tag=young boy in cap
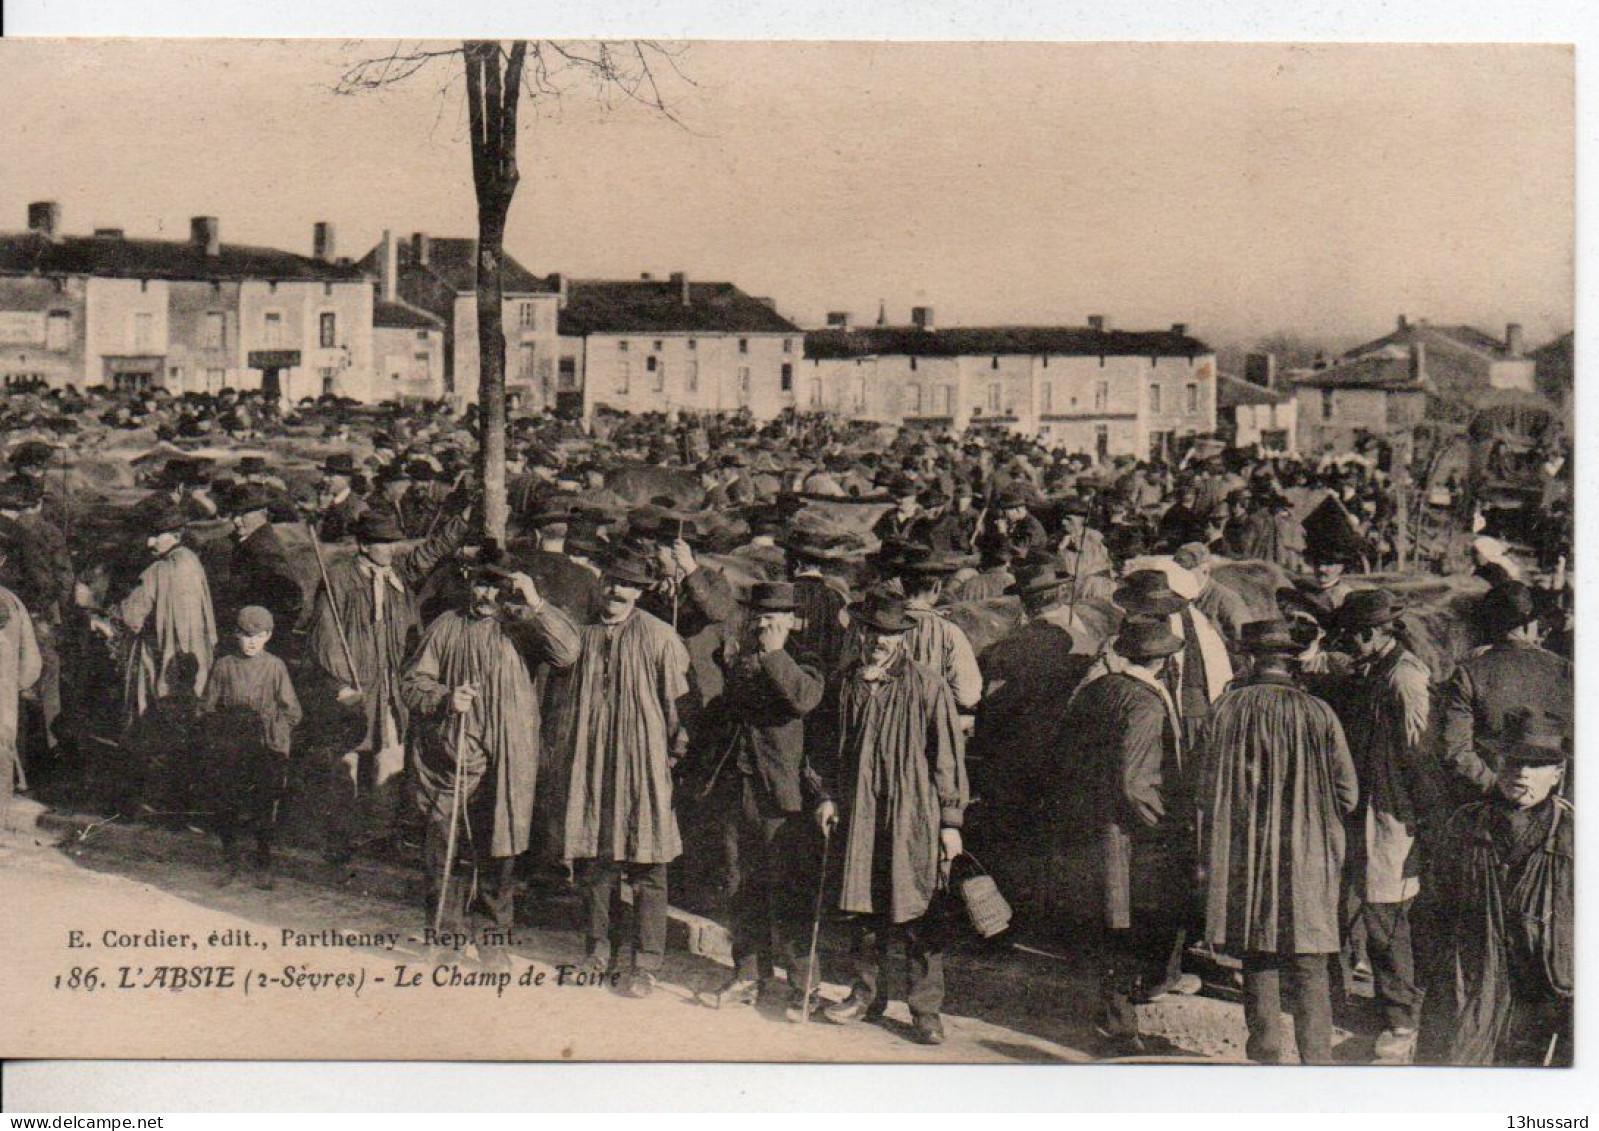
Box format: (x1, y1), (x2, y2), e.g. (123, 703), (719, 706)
(201, 605), (302, 889)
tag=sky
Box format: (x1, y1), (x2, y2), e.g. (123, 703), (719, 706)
(0, 38), (1574, 350)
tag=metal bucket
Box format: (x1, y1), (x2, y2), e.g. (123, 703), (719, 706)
(956, 854), (1012, 938)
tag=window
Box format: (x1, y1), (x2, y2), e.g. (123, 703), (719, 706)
(618, 340), (630, 353)
(810, 378), (823, 407)
(783, 338), (793, 354)
(263, 312), (282, 348)
(519, 344), (536, 380)
(413, 353), (430, 380)
(320, 312), (337, 349)
(1040, 382), (1053, 414)
(646, 356), (658, 373)
(687, 338), (697, 351)
(652, 340), (663, 352)
(1185, 382), (1199, 415)
(46, 311), (70, 351)
(617, 360), (630, 395)
(538, 357), (555, 386)
(781, 362), (793, 392)
(1094, 381), (1109, 411)
(416, 330), (429, 342)
(1149, 384), (1162, 413)
(558, 357), (577, 390)
(206, 368), (226, 391)
(738, 366), (751, 393)
(1322, 389), (1335, 420)
(738, 338), (749, 354)
(132, 312), (154, 352)
(991, 356), (999, 370)
(686, 360), (699, 392)
(204, 312), (226, 350)
(320, 368), (337, 396)
(940, 385), (955, 415)
(652, 359), (665, 393)
(518, 302), (536, 329)
(908, 384), (923, 413)
(855, 379), (867, 411)
(988, 383), (1001, 412)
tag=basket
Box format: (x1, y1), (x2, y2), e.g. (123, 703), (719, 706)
(954, 852), (1012, 938)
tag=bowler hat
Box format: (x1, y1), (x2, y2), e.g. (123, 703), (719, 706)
(602, 548), (656, 588)
(150, 506), (191, 535)
(323, 452), (357, 476)
(995, 487), (1030, 510)
(887, 474), (919, 500)
(1493, 707), (1570, 766)
(1239, 618), (1300, 655)
(223, 484), (277, 516)
(850, 588), (916, 634)
(1005, 562), (1069, 597)
(8, 440), (55, 469)
(743, 581), (798, 612)
(1337, 588), (1402, 631)
(1112, 620), (1184, 663)
(353, 510), (407, 544)
(1114, 569), (1188, 617)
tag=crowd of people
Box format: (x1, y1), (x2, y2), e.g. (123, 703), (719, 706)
(0, 383), (1576, 1066)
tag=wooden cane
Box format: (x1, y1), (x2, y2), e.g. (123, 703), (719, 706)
(432, 713), (470, 935)
(800, 824), (833, 1024)
(300, 509), (363, 698)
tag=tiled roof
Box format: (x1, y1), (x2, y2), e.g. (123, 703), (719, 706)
(1341, 322), (1516, 362)
(1290, 352), (1427, 391)
(558, 279), (800, 336)
(803, 325), (1210, 360)
(0, 231), (362, 282)
(374, 299), (444, 330)
(1217, 373), (1290, 407)
(355, 238), (556, 324)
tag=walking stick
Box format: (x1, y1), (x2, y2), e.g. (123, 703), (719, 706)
(800, 824), (833, 1024)
(432, 714), (470, 935)
(300, 508), (362, 698)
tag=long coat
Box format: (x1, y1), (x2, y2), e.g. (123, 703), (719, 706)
(401, 602), (580, 858)
(822, 654), (967, 924)
(1439, 640), (1572, 796)
(708, 646), (825, 812)
(115, 545), (217, 729)
(0, 586), (40, 800)
(307, 513), (468, 751)
(1062, 669), (1186, 929)
(1199, 672), (1359, 955)
(564, 608), (693, 864)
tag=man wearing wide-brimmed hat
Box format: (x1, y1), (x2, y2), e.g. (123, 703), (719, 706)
(815, 587), (967, 1045)
(871, 474), (922, 545)
(698, 581), (826, 1015)
(219, 483), (305, 643)
(565, 547), (694, 999)
(893, 545), (983, 713)
(1059, 619), (1195, 1054)
(1336, 587), (1442, 1064)
(1438, 580), (1572, 799)
(401, 552), (579, 955)
(308, 498), (475, 864)
(99, 504), (217, 733)
(988, 485), (1049, 560)
(781, 531), (857, 681)
(1429, 706), (1571, 1066)
(1198, 619), (1358, 1064)
(315, 452), (368, 544)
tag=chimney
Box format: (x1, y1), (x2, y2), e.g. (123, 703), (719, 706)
(1244, 352), (1277, 389)
(1170, 322), (1188, 336)
(378, 229), (398, 303)
(92, 227), (124, 240)
(669, 271), (690, 306)
(911, 306), (935, 330)
(1397, 314), (1409, 331)
(410, 232), (430, 267)
(550, 272), (570, 307)
(1409, 340), (1427, 383)
(1087, 314), (1105, 332)
(27, 201), (61, 242)
(876, 300), (887, 327)
(826, 311), (852, 329)
(191, 216), (220, 257)
(313, 221), (336, 263)
(1506, 322), (1524, 356)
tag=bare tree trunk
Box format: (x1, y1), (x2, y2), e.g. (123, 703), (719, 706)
(464, 40), (526, 544)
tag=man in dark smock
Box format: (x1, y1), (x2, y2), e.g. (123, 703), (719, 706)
(1198, 619), (1359, 1064)
(816, 589), (967, 1046)
(1429, 708), (1572, 1066)
(564, 549), (693, 998)
(401, 564), (578, 947)
(1062, 619), (1191, 1055)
